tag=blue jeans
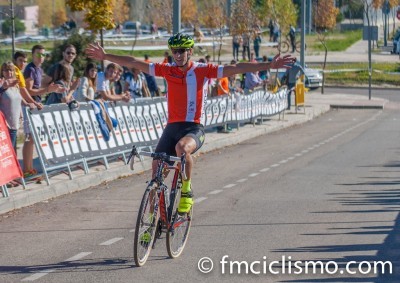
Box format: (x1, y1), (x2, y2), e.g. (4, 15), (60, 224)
(8, 128), (17, 153)
(287, 83), (295, 109)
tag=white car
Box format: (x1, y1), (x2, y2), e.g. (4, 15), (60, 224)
(304, 67), (323, 89)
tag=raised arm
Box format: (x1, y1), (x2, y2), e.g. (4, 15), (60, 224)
(86, 42), (150, 74)
(223, 54), (295, 78)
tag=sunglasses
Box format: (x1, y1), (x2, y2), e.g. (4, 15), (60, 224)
(66, 52), (76, 56)
(171, 48), (188, 55)
(36, 53), (46, 58)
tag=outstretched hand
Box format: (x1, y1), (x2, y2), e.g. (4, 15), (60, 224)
(86, 42), (106, 61)
(270, 54), (296, 69)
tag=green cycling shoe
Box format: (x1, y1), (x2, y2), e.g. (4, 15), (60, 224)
(178, 190), (194, 214)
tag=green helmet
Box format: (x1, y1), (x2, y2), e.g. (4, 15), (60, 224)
(168, 33), (195, 49)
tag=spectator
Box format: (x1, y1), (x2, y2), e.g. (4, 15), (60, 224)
(283, 58), (305, 110)
(43, 44), (77, 88)
(268, 19), (274, 42)
(96, 63), (130, 102)
(289, 25), (296, 53)
(273, 21), (280, 42)
(13, 51), (42, 110)
(143, 55), (160, 97)
(205, 55), (211, 63)
(162, 51), (170, 64)
(242, 33), (250, 61)
(253, 32), (262, 58)
(110, 64), (125, 95)
(232, 34), (242, 61)
(125, 68), (150, 100)
(23, 45), (64, 178)
(0, 62), (21, 152)
(258, 55), (270, 91)
(75, 62), (98, 102)
(244, 71), (264, 93)
(45, 62), (79, 105)
(250, 52), (257, 63)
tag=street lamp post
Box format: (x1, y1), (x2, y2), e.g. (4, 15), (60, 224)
(9, 0), (15, 55)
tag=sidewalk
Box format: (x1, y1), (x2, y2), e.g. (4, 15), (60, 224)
(0, 92), (388, 215)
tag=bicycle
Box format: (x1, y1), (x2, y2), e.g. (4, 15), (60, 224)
(127, 145), (193, 267)
(277, 35), (302, 53)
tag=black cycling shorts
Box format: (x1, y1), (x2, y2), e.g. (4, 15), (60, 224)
(155, 122), (205, 157)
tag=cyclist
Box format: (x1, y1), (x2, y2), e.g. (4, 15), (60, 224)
(86, 33), (295, 214)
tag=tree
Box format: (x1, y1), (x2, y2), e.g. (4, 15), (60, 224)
(42, 32), (96, 78)
(36, 0), (65, 28)
(1, 17), (25, 36)
(148, 0), (173, 32)
(113, 0), (130, 25)
(313, 0), (340, 31)
(199, 0), (227, 63)
(262, 0), (297, 33)
(52, 9), (68, 28)
(148, 0), (197, 32)
(229, 0), (256, 37)
(66, 0), (116, 32)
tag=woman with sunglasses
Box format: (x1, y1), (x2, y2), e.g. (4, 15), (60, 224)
(86, 33), (295, 215)
(0, 62), (22, 152)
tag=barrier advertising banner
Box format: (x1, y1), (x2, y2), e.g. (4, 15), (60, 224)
(26, 88), (287, 186)
(0, 112), (23, 186)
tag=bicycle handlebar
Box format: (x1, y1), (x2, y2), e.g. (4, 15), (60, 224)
(127, 146), (187, 179)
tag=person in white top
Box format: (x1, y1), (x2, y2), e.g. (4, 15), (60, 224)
(125, 68), (150, 100)
(75, 62), (98, 102)
(96, 63), (130, 102)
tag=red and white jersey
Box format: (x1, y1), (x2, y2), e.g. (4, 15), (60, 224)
(149, 61), (224, 125)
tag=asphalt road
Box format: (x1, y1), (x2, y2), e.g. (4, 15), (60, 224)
(0, 104), (399, 282)
(319, 87), (400, 103)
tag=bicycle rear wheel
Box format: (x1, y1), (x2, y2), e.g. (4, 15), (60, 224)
(166, 186), (193, 258)
(134, 184), (159, 267)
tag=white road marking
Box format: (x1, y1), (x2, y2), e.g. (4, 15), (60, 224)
(249, 173), (259, 177)
(209, 190), (223, 195)
(21, 270), (55, 281)
(223, 184), (236, 188)
(64, 252), (92, 262)
(271, 164), (280, 167)
(279, 160), (288, 164)
(259, 168), (270, 172)
(237, 179), (247, 183)
(295, 153), (302, 157)
(99, 237), (124, 246)
(195, 197), (207, 203)
(287, 156), (295, 160)
(129, 229), (135, 233)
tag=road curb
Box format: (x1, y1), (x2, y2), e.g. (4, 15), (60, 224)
(330, 104), (384, 110)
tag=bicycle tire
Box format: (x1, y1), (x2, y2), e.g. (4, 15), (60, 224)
(278, 41), (290, 53)
(295, 41), (301, 53)
(166, 184), (193, 259)
(134, 184), (160, 267)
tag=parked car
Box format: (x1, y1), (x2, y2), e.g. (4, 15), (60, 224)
(259, 57), (323, 89)
(122, 21), (142, 35)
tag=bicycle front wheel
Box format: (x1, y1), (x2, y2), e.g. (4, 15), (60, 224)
(278, 42), (290, 53)
(134, 184), (160, 267)
(166, 187), (193, 259)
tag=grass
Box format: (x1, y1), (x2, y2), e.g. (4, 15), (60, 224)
(309, 30), (362, 52)
(310, 62), (400, 86)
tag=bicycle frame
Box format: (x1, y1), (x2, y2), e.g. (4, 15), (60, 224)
(151, 160), (182, 229)
(128, 146), (187, 231)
